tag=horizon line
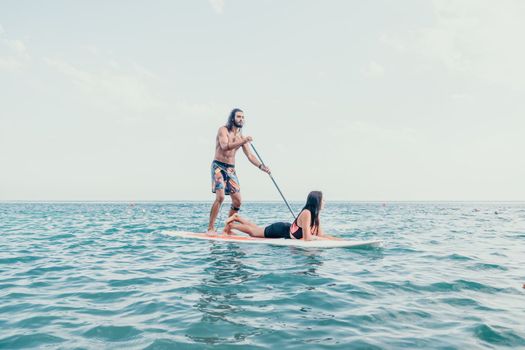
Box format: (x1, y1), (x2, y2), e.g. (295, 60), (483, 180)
(1, 200), (524, 204)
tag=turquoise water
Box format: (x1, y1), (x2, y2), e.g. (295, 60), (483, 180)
(1, 202), (524, 349)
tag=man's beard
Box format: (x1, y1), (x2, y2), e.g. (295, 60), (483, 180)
(234, 121), (243, 128)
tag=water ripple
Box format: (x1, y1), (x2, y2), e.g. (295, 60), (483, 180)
(0, 201), (524, 349)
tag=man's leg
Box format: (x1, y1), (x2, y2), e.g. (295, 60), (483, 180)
(208, 189), (225, 232)
(222, 192), (241, 234)
(229, 191), (242, 218)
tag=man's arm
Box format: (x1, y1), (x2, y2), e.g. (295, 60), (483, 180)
(242, 143), (270, 173)
(217, 127), (249, 151)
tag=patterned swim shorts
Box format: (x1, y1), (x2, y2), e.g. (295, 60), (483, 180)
(211, 160), (240, 195)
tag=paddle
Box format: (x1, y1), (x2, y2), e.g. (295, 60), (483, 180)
(250, 143), (297, 220)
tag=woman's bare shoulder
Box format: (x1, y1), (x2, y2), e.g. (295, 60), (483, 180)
(298, 209), (311, 222)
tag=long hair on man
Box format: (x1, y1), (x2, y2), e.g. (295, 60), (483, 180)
(226, 108), (243, 132)
(301, 191), (323, 232)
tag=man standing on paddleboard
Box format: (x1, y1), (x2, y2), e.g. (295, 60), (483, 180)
(208, 108), (270, 233)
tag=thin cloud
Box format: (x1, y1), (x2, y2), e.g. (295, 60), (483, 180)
(0, 28), (30, 71)
(80, 44), (100, 56)
(44, 57), (163, 112)
(343, 121), (418, 144)
(209, 0), (225, 14)
(0, 55), (26, 71)
(382, 0), (525, 89)
(362, 61), (385, 78)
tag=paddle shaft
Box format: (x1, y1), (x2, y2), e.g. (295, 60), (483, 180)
(250, 143), (296, 220)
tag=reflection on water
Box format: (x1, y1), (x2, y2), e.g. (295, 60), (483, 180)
(289, 248), (323, 278)
(189, 242), (256, 345)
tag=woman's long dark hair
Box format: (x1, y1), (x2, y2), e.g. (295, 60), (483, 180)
(226, 108), (243, 131)
(299, 191), (323, 232)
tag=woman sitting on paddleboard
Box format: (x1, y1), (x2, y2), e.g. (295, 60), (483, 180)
(224, 191), (326, 241)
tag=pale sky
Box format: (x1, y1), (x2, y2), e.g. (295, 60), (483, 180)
(1, 0), (524, 201)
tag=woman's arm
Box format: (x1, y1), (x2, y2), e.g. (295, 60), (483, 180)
(317, 224), (324, 237)
(315, 223), (343, 240)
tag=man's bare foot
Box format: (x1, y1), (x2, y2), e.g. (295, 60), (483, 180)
(207, 228), (218, 235)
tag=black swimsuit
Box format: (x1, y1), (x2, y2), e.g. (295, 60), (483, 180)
(263, 209), (309, 239)
(289, 211), (305, 239)
(263, 222), (291, 239)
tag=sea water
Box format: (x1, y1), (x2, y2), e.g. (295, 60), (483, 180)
(0, 202), (524, 349)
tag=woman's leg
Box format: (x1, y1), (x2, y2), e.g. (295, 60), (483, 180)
(226, 213), (254, 225)
(223, 213), (237, 234)
(225, 213), (239, 225)
(229, 222), (265, 237)
(224, 214), (265, 237)
(224, 213), (244, 234)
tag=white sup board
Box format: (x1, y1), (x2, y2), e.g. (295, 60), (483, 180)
(164, 231), (382, 249)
